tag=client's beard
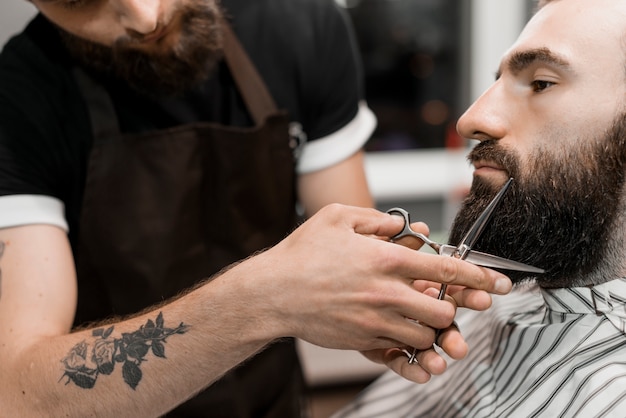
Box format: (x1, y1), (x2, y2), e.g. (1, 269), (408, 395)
(449, 115), (626, 288)
(57, 0), (224, 96)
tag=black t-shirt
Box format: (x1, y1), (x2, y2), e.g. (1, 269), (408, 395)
(0, 0), (373, 245)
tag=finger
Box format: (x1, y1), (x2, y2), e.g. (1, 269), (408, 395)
(411, 346), (448, 375)
(412, 282), (468, 296)
(396, 250), (512, 295)
(422, 285), (449, 300)
(347, 304), (440, 352)
(401, 325), (466, 373)
(436, 323), (468, 360)
(344, 206), (408, 237)
(393, 235), (425, 250)
(410, 221), (429, 237)
(379, 348), (434, 384)
(380, 316), (438, 351)
(391, 221), (430, 250)
(412, 280), (451, 293)
(449, 288), (493, 310)
(398, 293), (457, 331)
(308, 204), (406, 240)
(419, 283), (493, 311)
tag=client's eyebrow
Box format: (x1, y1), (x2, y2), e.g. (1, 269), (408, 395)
(496, 47), (571, 79)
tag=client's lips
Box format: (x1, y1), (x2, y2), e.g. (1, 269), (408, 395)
(473, 160), (508, 176)
(473, 160), (504, 170)
(141, 25), (169, 43)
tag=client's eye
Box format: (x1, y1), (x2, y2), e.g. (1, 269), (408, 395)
(531, 80), (555, 93)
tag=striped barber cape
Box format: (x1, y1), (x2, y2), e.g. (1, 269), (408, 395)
(334, 279), (626, 418)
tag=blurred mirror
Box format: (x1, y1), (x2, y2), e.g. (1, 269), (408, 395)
(341, 0), (469, 151)
(340, 0), (535, 152)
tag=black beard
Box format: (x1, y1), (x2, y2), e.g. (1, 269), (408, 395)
(57, 0), (224, 97)
(449, 115), (626, 288)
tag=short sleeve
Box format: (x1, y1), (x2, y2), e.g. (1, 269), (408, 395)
(229, 0), (377, 172)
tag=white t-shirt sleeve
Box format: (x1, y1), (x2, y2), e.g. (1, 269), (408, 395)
(296, 101), (376, 174)
(0, 194), (68, 231)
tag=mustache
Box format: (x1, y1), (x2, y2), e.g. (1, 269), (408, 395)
(468, 140), (520, 179)
(57, 0), (224, 97)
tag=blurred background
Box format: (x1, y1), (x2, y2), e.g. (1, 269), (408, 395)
(0, 0), (534, 416)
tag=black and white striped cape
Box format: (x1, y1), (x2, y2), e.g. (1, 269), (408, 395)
(334, 279), (626, 418)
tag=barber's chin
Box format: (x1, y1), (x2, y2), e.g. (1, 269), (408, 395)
(473, 167), (510, 185)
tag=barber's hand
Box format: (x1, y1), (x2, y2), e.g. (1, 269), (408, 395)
(360, 321), (465, 384)
(358, 220), (500, 383)
(252, 204), (511, 373)
(394, 221), (497, 313)
(361, 282), (494, 383)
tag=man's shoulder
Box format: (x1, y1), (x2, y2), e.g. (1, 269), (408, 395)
(221, 0), (364, 144)
(0, 15), (82, 133)
(224, 0), (345, 38)
(225, 0), (352, 71)
(0, 14), (88, 199)
(223, 0), (339, 17)
(0, 14), (74, 97)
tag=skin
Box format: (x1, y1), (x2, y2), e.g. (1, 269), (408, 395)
(0, 0), (513, 416)
(0, 207), (510, 417)
(343, 3), (626, 413)
(30, 0), (375, 218)
(31, 0), (182, 47)
(450, 0), (626, 287)
(458, 0), (626, 190)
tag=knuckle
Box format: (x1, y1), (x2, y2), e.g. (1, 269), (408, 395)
(321, 202), (344, 218)
(354, 307), (386, 334)
(438, 257), (460, 284)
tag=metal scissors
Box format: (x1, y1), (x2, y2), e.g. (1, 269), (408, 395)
(387, 178), (544, 363)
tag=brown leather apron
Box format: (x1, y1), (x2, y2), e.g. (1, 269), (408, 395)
(73, 23), (305, 417)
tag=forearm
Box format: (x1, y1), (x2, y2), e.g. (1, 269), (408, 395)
(1, 205), (514, 414)
(3, 263), (276, 417)
(298, 150), (374, 216)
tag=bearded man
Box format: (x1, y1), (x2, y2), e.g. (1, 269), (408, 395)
(335, 0), (626, 416)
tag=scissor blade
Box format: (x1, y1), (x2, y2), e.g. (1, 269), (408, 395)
(457, 178), (513, 250)
(439, 245), (544, 273)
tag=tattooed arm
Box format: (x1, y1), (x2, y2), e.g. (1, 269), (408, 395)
(0, 206), (511, 417)
(0, 224), (279, 417)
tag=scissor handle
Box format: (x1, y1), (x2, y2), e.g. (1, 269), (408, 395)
(387, 207), (441, 253)
(386, 207), (414, 241)
(387, 206), (447, 365)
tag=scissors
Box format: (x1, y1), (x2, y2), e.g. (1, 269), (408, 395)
(387, 178), (544, 363)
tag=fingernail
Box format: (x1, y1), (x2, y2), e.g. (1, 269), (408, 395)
(495, 277), (512, 294)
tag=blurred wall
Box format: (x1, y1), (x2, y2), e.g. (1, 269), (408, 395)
(470, 0), (528, 102)
(0, 2), (37, 49)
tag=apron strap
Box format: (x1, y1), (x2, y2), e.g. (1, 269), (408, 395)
(72, 68), (120, 144)
(221, 20), (279, 126)
(73, 21), (280, 143)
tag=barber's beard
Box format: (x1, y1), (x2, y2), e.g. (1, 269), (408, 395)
(449, 115), (626, 288)
(57, 0), (224, 96)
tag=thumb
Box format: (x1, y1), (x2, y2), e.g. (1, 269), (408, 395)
(350, 208), (407, 238)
